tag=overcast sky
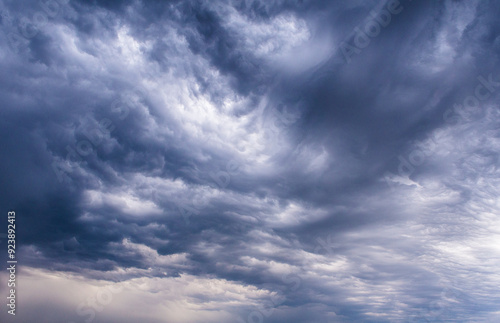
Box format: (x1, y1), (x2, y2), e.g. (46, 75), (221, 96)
(1, 0), (500, 322)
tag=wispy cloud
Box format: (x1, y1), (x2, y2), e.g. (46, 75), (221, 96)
(1, 0), (500, 322)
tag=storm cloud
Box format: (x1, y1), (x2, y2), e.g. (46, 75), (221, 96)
(1, 0), (500, 322)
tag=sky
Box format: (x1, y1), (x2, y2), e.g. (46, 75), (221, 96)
(1, 0), (500, 322)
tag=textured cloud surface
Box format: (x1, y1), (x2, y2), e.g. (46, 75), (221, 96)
(1, 0), (500, 322)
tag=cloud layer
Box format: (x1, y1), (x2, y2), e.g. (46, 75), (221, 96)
(1, 0), (500, 322)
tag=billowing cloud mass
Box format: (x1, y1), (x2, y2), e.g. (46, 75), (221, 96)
(1, 0), (500, 322)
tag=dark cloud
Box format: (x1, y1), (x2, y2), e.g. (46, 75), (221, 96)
(1, 0), (500, 322)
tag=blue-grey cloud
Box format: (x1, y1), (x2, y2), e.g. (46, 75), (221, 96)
(1, 0), (500, 322)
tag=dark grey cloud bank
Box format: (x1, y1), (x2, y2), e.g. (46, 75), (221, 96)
(1, 0), (500, 322)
